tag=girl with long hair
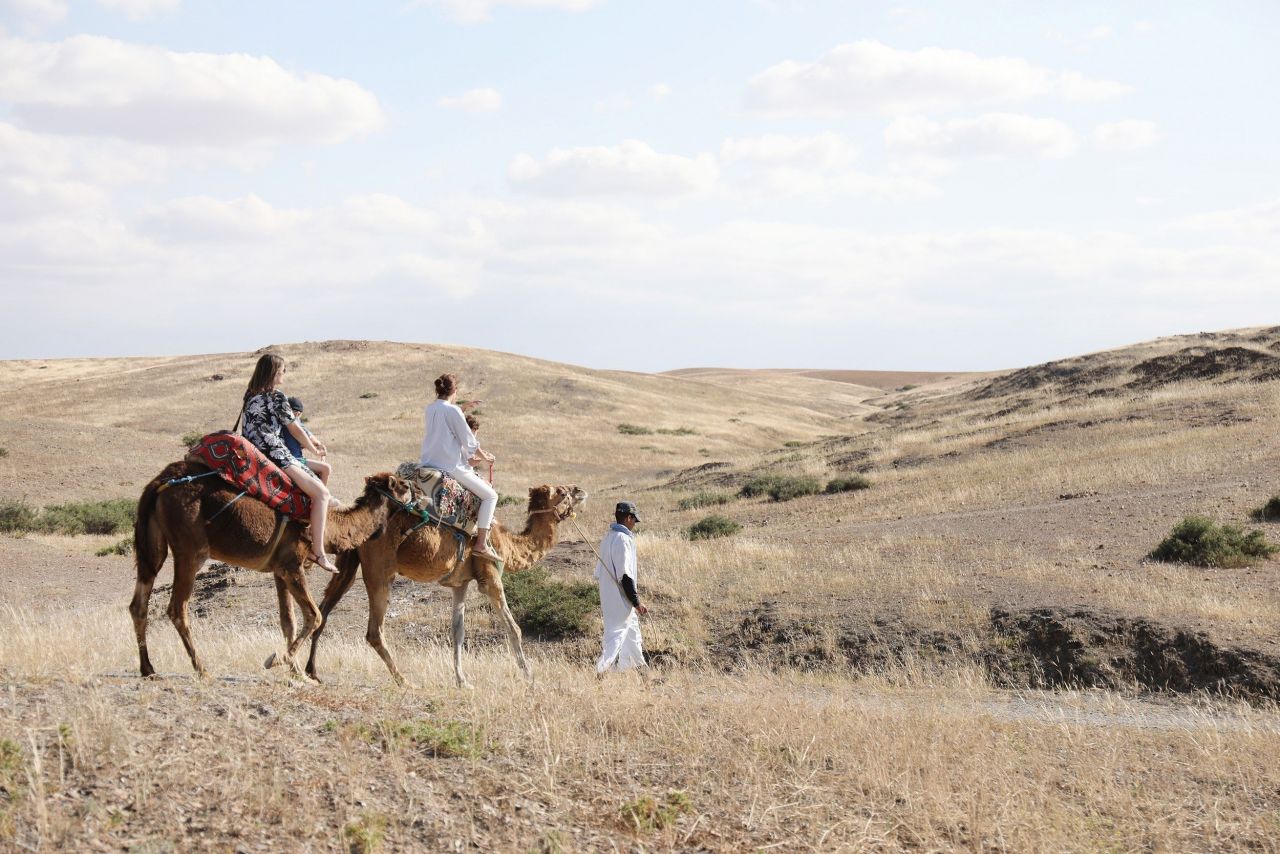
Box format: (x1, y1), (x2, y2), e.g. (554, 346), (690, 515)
(237, 353), (338, 573)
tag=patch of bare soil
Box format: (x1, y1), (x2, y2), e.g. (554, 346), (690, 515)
(1126, 346), (1280, 390)
(709, 602), (1280, 701)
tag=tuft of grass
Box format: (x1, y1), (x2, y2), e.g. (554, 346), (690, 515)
(739, 474), (822, 502)
(359, 719), (487, 759)
(2, 498), (136, 536)
(687, 514), (742, 540)
(342, 811), (387, 854)
(617, 423), (653, 435)
(783, 440), (806, 448)
(496, 494), (523, 508)
(359, 391), (378, 399)
(0, 447), (7, 458)
(825, 475), (871, 494)
(656, 427), (697, 436)
(676, 491), (731, 511)
(620, 791), (692, 833)
(95, 538), (133, 557)
(1148, 515), (1279, 568)
(0, 737), (25, 838)
(0, 500), (39, 534)
(182, 431), (205, 446)
(1250, 496), (1280, 522)
(503, 566), (599, 639)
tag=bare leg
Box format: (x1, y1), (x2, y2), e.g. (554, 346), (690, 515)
(167, 552), (206, 677)
(450, 582), (473, 689)
(364, 572), (406, 686)
(305, 550), (361, 681)
(287, 463), (334, 571)
(477, 564), (532, 682)
(305, 458), (331, 485)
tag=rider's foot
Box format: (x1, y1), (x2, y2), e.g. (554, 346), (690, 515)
(310, 551), (339, 574)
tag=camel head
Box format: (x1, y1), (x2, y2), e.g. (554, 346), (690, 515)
(528, 484), (588, 521)
(362, 472), (412, 504)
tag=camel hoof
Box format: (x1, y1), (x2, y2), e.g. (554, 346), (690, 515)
(457, 680), (475, 691)
(263, 652), (280, 669)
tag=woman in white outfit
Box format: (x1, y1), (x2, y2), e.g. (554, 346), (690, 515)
(420, 373), (500, 561)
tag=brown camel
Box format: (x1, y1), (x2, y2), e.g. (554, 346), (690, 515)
(129, 460), (410, 679)
(305, 484), (588, 688)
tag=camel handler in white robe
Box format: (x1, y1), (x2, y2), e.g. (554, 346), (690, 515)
(594, 500), (650, 674)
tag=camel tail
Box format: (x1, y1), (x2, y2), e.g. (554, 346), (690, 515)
(134, 476), (167, 583)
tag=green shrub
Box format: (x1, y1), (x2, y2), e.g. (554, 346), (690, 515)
(1149, 515), (1278, 567)
(361, 719), (486, 759)
(1251, 496), (1280, 522)
(0, 498), (135, 536)
(359, 391), (378, 399)
(502, 566), (599, 639)
(676, 492), (731, 511)
(655, 427), (696, 436)
(617, 423), (653, 435)
(342, 811), (388, 854)
(740, 475), (821, 502)
(496, 494), (523, 508)
(783, 440), (805, 448)
(620, 791), (692, 832)
(0, 447), (8, 458)
(0, 500), (39, 534)
(96, 537), (134, 557)
(181, 431), (205, 446)
(687, 514), (742, 540)
(825, 475), (871, 494)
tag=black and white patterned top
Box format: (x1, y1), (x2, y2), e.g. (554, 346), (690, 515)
(240, 390), (298, 470)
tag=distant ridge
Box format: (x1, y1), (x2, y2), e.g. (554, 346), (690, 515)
(665, 367), (983, 391)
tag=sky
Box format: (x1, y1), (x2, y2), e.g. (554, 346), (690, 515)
(0, 0), (1278, 371)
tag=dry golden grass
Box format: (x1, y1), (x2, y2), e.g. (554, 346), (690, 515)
(4, 328), (1280, 849)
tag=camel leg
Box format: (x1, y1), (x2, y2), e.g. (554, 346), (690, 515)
(278, 570), (322, 676)
(477, 564), (532, 682)
(305, 550), (362, 682)
(364, 571), (407, 686)
(450, 582), (474, 690)
(166, 552), (207, 678)
(274, 575), (297, 646)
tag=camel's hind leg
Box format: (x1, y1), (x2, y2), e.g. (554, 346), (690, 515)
(166, 551), (207, 677)
(450, 582), (473, 689)
(476, 563), (532, 682)
(364, 572), (408, 686)
(305, 551), (361, 682)
(129, 542), (166, 678)
(264, 574), (301, 672)
(279, 570), (323, 674)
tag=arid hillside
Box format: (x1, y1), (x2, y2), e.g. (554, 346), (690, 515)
(2, 327), (1280, 852)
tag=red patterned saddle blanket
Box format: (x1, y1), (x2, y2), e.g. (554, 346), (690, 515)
(188, 432), (312, 522)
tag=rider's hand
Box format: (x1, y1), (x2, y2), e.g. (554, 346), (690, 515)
(636, 604), (649, 616)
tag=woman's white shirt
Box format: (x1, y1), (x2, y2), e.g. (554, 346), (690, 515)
(419, 399), (480, 473)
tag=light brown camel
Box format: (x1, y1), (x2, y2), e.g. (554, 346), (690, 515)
(305, 484), (588, 688)
(129, 460), (410, 679)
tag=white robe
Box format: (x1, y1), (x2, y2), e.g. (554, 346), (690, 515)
(594, 525), (645, 673)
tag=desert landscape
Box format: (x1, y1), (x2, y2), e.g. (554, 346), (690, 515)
(1, 328), (1279, 851)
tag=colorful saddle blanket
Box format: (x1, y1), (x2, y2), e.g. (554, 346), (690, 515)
(189, 432), (312, 522)
(394, 462), (482, 536)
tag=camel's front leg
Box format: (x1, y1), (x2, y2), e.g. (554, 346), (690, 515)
(305, 550), (362, 682)
(274, 573), (297, 642)
(364, 571), (408, 686)
(477, 565), (532, 683)
(279, 570), (322, 676)
(450, 582), (473, 689)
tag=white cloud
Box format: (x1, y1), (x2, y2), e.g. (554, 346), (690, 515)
(437, 87), (502, 113)
(2, 0), (67, 31)
(721, 132), (858, 170)
(96, 0), (180, 19)
(745, 40), (1130, 117)
(1093, 119), (1161, 151)
(0, 34), (385, 147)
(508, 140), (718, 198)
(413, 0), (597, 24)
(650, 83), (672, 101)
(1058, 70), (1133, 102)
(719, 132), (932, 199)
(886, 113), (1079, 160)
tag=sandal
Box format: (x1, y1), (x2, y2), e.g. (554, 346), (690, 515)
(309, 551), (340, 574)
(472, 544), (505, 571)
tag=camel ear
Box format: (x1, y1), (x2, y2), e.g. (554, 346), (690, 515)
(528, 485), (552, 503)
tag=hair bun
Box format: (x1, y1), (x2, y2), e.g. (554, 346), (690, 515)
(434, 373), (458, 398)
